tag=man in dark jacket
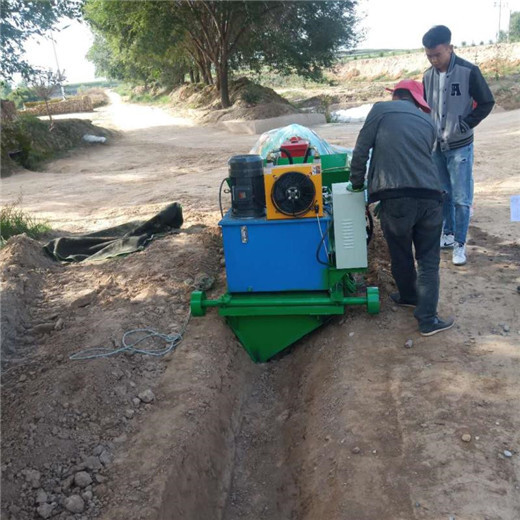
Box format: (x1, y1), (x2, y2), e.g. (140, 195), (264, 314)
(422, 25), (495, 265)
(350, 79), (453, 336)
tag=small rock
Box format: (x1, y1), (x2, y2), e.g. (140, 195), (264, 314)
(351, 446), (361, 454)
(30, 323), (55, 335)
(18, 374), (27, 383)
(404, 339), (414, 349)
(132, 397), (141, 407)
(99, 450), (112, 466)
(95, 474), (107, 484)
(35, 488), (48, 504)
(9, 504), (21, 515)
(194, 273), (214, 291)
(64, 494), (85, 514)
(391, 306), (398, 312)
(504, 450), (513, 458)
(348, 332), (355, 337)
(138, 389), (155, 403)
(36, 503), (55, 519)
(70, 291), (96, 309)
(74, 471), (92, 488)
(83, 456), (102, 471)
(124, 409), (135, 419)
(61, 475), (74, 490)
(95, 483), (108, 497)
(113, 433), (127, 444)
(461, 434), (472, 442)
(82, 490), (93, 501)
(92, 445), (104, 456)
(24, 469), (41, 488)
(54, 318), (64, 331)
(503, 324), (510, 333)
(220, 257), (226, 266)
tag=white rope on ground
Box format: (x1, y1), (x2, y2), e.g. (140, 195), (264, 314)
(69, 311), (191, 360)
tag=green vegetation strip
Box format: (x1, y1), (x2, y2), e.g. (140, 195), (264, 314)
(0, 201), (50, 243)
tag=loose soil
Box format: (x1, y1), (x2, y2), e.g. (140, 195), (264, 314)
(1, 94), (519, 520)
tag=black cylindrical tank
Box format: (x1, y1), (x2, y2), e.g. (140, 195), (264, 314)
(228, 154), (266, 218)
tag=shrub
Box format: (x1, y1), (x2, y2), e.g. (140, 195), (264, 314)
(0, 199), (50, 241)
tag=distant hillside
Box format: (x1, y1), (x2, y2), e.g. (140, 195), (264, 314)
(333, 43), (520, 81)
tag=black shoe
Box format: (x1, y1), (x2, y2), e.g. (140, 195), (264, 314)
(420, 317), (455, 336)
(390, 292), (417, 308)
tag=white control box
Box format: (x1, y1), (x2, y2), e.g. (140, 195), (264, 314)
(332, 182), (368, 269)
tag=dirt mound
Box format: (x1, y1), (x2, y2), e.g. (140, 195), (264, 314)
(0, 210), (226, 519)
(1, 117), (112, 175)
(489, 73), (520, 110)
(171, 77), (298, 123)
(1, 235), (59, 363)
(0, 233), (55, 270)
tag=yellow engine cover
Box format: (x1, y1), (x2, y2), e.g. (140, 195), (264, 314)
(264, 163), (323, 220)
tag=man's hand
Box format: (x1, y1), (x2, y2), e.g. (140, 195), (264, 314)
(346, 181), (366, 192)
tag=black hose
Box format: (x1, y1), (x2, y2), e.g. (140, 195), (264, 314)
(219, 177), (229, 218)
(316, 219), (334, 266)
(279, 147), (293, 164)
(303, 146), (313, 164)
(366, 206), (374, 244)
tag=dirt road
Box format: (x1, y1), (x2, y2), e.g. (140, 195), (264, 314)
(1, 97), (519, 520)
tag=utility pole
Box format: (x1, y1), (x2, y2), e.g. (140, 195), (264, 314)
(50, 33), (66, 100)
(495, 0), (510, 42)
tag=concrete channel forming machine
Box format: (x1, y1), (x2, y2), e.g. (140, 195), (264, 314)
(190, 136), (380, 362)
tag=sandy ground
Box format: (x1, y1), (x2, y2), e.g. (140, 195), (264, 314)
(1, 95), (519, 520)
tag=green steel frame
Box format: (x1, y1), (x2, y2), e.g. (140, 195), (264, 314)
(193, 152), (378, 362)
(191, 275), (379, 362)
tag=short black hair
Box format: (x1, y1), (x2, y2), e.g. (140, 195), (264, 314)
(393, 88), (419, 108)
(422, 25), (451, 48)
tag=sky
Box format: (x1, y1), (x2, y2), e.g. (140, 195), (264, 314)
(21, 0), (520, 85)
(22, 19), (97, 84)
(357, 0), (519, 49)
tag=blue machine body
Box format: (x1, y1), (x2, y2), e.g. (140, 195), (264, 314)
(219, 211), (331, 293)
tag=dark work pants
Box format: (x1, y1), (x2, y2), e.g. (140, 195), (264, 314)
(380, 198), (443, 328)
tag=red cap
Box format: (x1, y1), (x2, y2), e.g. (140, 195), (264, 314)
(386, 79), (431, 113)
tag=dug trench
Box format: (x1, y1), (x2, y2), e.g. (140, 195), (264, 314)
(1, 99), (519, 520)
(1, 204), (412, 520)
(101, 229), (417, 520)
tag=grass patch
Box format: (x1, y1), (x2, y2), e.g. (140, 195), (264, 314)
(0, 198), (50, 242)
(113, 84), (171, 105)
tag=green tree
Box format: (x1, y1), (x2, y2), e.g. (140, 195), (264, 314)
(84, 0), (193, 88)
(0, 0), (81, 81)
(498, 30), (508, 43)
(510, 11), (520, 42)
(29, 69), (65, 129)
(84, 0), (359, 108)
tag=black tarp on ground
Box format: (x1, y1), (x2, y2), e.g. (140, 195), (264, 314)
(43, 202), (183, 262)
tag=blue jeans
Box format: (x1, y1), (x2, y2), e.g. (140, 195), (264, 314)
(380, 198), (443, 328)
(433, 143), (474, 245)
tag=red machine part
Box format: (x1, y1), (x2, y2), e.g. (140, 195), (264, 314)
(280, 136), (310, 159)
